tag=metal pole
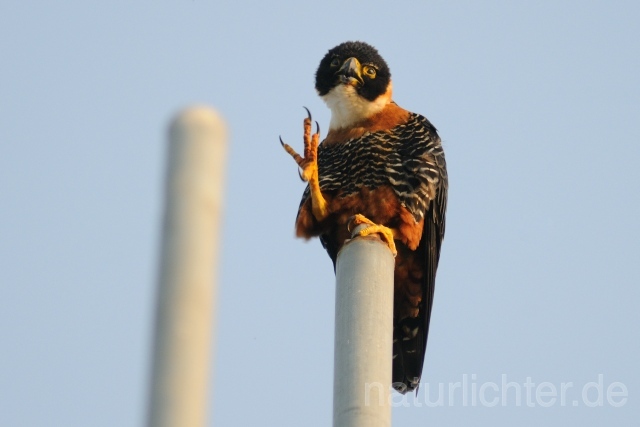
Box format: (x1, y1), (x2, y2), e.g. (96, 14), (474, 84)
(333, 227), (395, 427)
(147, 106), (227, 427)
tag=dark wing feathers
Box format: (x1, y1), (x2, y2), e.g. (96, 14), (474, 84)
(392, 188), (446, 393)
(391, 124), (447, 392)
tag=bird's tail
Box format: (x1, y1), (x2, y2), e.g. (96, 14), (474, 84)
(392, 316), (425, 394)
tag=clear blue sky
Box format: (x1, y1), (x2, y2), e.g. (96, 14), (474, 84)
(1, 1), (638, 426)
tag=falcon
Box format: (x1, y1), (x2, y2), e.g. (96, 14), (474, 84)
(281, 41), (448, 393)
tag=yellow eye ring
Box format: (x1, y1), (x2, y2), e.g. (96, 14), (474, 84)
(363, 66), (377, 78)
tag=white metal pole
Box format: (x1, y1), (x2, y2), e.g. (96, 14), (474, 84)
(147, 106), (227, 427)
(333, 227), (395, 427)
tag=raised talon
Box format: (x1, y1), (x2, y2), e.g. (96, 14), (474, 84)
(348, 214), (398, 256)
(280, 108), (328, 221)
(280, 136), (304, 166)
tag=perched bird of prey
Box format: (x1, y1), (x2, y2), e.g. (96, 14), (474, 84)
(281, 41), (447, 393)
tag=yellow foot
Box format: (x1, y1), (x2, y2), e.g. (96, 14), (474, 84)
(348, 214), (397, 256)
(280, 107), (320, 181)
(280, 107), (328, 221)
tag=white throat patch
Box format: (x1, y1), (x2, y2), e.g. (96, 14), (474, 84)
(321, 83), (392, 130)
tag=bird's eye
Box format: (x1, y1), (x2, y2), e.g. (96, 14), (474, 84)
(330, 57), (341, 67)
(363, 66), (377, 78)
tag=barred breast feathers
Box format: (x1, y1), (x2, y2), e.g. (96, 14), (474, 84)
(315, 112), (444, 221)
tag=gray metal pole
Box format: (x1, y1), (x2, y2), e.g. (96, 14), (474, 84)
(148, 106), (227, 427)
(333, 227), (395, 427)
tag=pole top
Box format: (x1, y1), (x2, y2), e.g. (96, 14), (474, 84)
(169, 106), (227, 145)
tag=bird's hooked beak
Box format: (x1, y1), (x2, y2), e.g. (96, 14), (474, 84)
(336, 57), (364, 87)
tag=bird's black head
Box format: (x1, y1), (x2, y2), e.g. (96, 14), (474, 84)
(315, 41), (391, 102)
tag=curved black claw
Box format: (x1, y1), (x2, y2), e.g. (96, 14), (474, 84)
(279, 135), (285, 147)
(303, 106), (312, 121)
(315, 121), (320, 135)
(347, 215), (357, 234)
(298, 169), (305, 182)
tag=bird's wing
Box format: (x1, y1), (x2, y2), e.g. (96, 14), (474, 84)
(392, 114), (448, 392)
(417, 168), (447, 383)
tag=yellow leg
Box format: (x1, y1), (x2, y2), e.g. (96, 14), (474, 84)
(280, 108), (328, 221)
(348, 214), (398, 256)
